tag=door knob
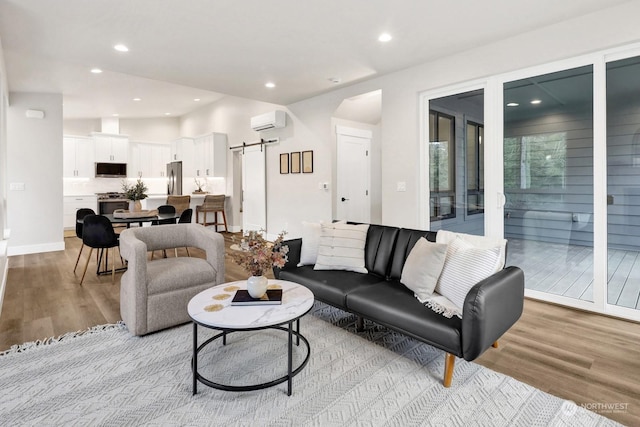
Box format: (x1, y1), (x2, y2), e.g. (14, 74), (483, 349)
(341, 197), (349, 202)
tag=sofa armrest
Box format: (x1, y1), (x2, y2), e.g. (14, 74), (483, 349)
(273, 238), (302, 279)
(461, 266), (525, 361)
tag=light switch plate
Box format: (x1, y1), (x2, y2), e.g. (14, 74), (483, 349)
(9, 183), (25, 191)
(396, 181), (406, 192)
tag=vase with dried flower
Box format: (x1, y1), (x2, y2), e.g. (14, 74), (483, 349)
(122, 178), (148, 212)
(230, 230), (288, 298)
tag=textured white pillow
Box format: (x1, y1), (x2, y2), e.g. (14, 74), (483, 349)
(435, 229), (507, 273)
(298, 221), (322, 266)
(434, 243), (501, 311)
(313, 223), (369, 273)
(400, 237), (448, 303)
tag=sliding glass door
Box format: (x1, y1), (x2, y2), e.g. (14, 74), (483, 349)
(503, 66), (594, 302)
(606, 56), (640, 313)
(428, 89), (485, 236)
(421, 43), (640, 320)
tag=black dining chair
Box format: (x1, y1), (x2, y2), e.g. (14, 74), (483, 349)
(79, 214), (121, 286)
(175, 208), (193, 257)
(151, 205), (177, 258)
(152, 204), (177, 225)
(73, 208), (95, 274)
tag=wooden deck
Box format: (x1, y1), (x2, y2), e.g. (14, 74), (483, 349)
(507, 238), (640, 309)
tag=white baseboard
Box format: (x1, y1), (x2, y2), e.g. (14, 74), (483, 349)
(7, 241), (65, 256)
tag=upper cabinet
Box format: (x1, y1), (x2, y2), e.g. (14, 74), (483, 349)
(63, 136), (95, 178)
(193, 133), (228, 178)
(170, 137), (195, 176)
(129, 142), (170, 178)
(93, 133), (129, 163)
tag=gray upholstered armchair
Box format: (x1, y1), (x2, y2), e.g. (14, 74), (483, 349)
(119, 223), (225, 336)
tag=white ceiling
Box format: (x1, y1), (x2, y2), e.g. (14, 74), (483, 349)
(0, 0), (631, 119)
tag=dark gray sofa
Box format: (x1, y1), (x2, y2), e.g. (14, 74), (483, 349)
(274, 224), (525, 387)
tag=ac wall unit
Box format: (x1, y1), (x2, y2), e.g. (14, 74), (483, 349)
(251, 110), (286, 131)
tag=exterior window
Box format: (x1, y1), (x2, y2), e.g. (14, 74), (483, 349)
(429, 111), (455, 220)
(504, 132), (567, 190)
(467, 122), (484, 214)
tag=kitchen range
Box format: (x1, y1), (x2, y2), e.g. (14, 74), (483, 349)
(97, 192), (129, 214)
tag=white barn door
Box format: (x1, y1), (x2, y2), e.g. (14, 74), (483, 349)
(242, 145), (266, 232)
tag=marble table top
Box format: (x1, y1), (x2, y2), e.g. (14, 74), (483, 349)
(187, 279), (314, 329)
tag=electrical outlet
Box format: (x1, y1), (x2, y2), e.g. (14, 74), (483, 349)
(9, 182), (25, 191)
(396, 182), (406, 192)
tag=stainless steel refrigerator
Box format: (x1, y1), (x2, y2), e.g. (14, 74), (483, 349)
(167, 161), (183, 195)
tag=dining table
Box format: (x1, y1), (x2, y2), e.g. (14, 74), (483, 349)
(77, 212), (182, 228)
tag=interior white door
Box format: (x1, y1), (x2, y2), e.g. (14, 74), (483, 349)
(242, 145), (266, 232)
(336, 126), (371, 223)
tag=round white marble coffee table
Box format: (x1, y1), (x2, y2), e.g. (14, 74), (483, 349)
(188, 279), (314, 396)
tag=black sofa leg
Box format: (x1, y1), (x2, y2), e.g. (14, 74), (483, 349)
(356, 316), (364, 332)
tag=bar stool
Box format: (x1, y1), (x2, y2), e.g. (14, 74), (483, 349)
(196, 194), (228, 232)
(166, 195), (190, 215)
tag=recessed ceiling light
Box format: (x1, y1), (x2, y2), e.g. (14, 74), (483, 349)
(378, 33), (392, 42)
(114, 44), (129, 52)
(506, 102), (519, 107)
(165, 112), (171, 116)
(531, 99), (542, 104)
(112, 113), (119, 117)
(194, 98), (201, 102)
(90, 68), (103, 74)
(265, 82), (276, 88)
(132, 97), (141, 101)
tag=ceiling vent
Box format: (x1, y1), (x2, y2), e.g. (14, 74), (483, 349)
(251, 110), (286, 131)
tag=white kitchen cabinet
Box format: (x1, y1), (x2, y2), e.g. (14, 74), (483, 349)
(170, 137), (195, 175)
(63, 136), (94, 178)
(63, 195), (97, 229)
(193, 133), (227, 178)
(93, 133), (129, 163)
(129, 142), (170, 178)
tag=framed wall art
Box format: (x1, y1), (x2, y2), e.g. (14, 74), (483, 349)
(302, 150), (314, 173)
(291, 151), (301, 174)
(280, 153), (289, 174)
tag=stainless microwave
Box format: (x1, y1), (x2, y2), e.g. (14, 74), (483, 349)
(95, 162), (127, 178)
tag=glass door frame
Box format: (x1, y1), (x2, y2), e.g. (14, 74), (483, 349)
(419, 41), (640, 322)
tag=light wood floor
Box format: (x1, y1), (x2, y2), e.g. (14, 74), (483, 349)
(1, 233), (639, 425)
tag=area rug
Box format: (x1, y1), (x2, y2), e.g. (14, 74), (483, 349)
(0, 302), (619, 426)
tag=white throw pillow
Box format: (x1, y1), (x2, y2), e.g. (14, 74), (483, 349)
(400, 237), (448, 303)
(313, 223), (369, 273)
(298, 221), (322, 266)
(434, 243), (501, 311)
(435, 229), (507, 273)
(298, 220), (345, 266)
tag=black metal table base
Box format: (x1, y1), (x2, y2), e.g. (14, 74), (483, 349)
(192, 318), (310, 396)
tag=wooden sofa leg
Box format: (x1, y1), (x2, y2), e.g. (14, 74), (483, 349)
(356, 316), (364, 332)
(492, 341), (499, 348)
(443, 353), (456, 387)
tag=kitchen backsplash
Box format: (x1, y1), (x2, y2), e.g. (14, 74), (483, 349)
(63, 176), (225, 196)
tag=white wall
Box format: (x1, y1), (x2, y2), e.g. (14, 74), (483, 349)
(179, 95), (333, 238)
(7, 92), (64, 255)
(119, 117), (180, 142)
(283, 1), (640, 230)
